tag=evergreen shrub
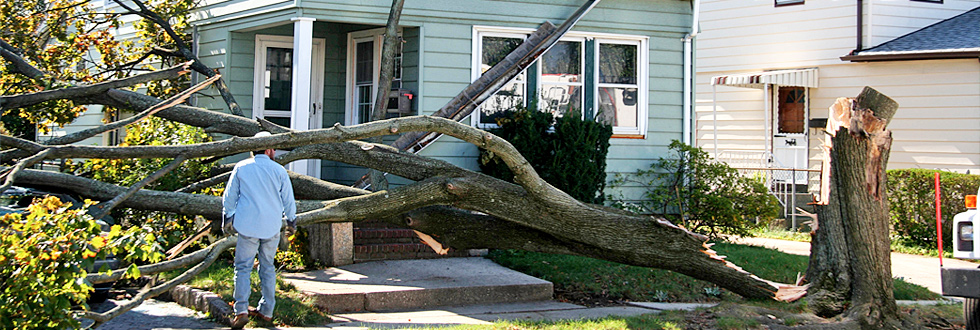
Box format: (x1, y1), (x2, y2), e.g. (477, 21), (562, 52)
(478, 108), (612, 204)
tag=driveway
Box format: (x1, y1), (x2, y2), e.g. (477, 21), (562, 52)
(731, 236), (979, 296)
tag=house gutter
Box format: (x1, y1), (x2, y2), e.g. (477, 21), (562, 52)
(682, 0), (700, 146)
(842, 50), (980, 62)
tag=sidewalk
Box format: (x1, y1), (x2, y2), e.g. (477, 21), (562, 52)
(731, 236), (978, 296)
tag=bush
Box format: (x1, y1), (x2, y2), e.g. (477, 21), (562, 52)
(887, 169), (980, 250)
(0, 197), (163, 329)
(479, 108), (612, 204)
(612, 141), (780, 237)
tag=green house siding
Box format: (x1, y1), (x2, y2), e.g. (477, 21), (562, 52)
(190, 0), (692, 199)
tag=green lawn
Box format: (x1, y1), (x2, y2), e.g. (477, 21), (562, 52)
(488, 241), (940, 303)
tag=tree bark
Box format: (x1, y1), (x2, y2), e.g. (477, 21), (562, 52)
(806, 87), (908, 329)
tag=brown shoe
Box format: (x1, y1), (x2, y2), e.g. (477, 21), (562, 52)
(229, 313), (248, 329)
(248, 307), (272, 322)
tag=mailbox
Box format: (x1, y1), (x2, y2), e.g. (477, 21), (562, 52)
(387, 89), (414, 117)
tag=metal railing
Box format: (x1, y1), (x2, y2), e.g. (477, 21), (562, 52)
(716, 150), (822, 230)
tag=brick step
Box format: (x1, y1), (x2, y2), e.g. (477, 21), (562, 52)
(354, 228), (417, 240)
(353, 243), (471, 262)
(354, 228), (420, 245)
(353, 221), (402, 230)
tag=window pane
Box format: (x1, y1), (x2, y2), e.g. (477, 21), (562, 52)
(481, 79), (525, 125)
(540, 84), (581, 117)
(355, 41), (374, 84)
(264, 47), (292, 111)
(542, 41), (581, 79)
(264, 116), (290, 128)
(480, 36), (525, 126)
(599, 43), (637, 85)
(777, 87), (806, 134)
(482, 37), (523, 71)
(597, 87), (638, 128)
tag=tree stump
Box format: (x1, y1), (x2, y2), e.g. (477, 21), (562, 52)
(807, 87), (906, 329)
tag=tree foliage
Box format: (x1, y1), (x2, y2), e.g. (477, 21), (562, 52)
(0, 196), (162, 330)
(887, 168), (980, 250)
(612, 140), (780, 237)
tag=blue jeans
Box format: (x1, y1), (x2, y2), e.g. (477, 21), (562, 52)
(233, 233), (280, 317)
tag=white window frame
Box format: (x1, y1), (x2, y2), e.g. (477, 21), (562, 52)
(470, 26), (649, 137)
(538, 37), (586, 119)
(594, 37), (648, 136)
(470, 28), (529, 129)
(344, 27), (404, 126)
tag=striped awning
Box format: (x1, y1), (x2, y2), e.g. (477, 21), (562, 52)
(711, 68), (819, 89)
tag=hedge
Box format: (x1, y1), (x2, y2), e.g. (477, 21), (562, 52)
(479, 108), (612, 204)
(887, 169), (980, 249)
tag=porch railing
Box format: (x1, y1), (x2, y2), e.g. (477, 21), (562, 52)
(716, 150), (822, 230)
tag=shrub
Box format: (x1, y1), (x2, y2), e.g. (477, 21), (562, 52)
(479, 108), (612, 204)
(887, 169), (980, 250)
(612, 140), (780, 237)
(0, 196), (163, 329)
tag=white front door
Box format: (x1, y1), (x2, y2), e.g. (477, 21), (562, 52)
(772, 85), (808, 184)
(253, 35), (325, 177)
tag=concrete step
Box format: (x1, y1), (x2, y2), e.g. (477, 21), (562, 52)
(281, 257), (553, 313)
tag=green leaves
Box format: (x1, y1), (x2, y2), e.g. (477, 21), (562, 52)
(612, 141), (780, 238)
(479, 107), (613, 204)
(0, 197), (165, 329)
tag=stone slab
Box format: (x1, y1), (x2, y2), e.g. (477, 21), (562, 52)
(282, 257), (553, 313)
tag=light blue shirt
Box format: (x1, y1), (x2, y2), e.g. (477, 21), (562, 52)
(222, 154), (296, 239)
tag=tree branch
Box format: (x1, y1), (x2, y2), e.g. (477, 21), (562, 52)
(91, 154), (187, 219)
(82, 236), (235, 326)
(1, 61), (194, 110)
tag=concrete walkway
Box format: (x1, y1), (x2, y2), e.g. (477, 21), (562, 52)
(731, 236), (979, 296)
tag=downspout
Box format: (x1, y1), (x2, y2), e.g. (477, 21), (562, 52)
(682, 0), (700, 146)
(856, 0), (863, 52)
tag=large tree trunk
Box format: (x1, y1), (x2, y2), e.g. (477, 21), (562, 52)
(806, 87), (909, 329)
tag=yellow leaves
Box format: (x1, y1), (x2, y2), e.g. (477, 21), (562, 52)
(90, 236), (106, 249)
(82, 250), (97, 259)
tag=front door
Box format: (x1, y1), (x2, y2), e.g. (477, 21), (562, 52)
(772, 86), (808, 184)
(253, 35), (325, 177)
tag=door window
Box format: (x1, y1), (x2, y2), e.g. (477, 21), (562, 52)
(777, 86), (806, 134)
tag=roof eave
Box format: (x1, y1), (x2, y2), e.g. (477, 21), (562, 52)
(841, 50), (980, 62)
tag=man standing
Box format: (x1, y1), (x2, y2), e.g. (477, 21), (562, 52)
(222, 131), (296, 328)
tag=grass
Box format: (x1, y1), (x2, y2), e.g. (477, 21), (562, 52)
(397, 311), (690, 330)
(161, 259), (331, 327)
(489, 241), (941, 304)
(751, 227), (964, 260)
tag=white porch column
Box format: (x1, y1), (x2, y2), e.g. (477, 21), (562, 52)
(290, 17), (315, 176)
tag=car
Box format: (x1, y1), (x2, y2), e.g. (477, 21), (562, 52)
(0, 185), (119, 303)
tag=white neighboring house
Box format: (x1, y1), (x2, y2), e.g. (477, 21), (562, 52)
(695, 0), (980, 204)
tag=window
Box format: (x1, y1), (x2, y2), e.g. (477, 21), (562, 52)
(346, 28), (404, 125)
(597, 40), (639, 131)
(775, 0), (804, 6)
(539, 39), (583, 118)
(777, 87), (806, 134)
(476, 33), (527, 127)
(473, 27), (648, 136)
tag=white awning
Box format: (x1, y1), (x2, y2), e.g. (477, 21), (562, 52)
(711, 68), (819, 89)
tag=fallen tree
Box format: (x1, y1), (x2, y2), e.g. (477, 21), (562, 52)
(1, 0), (828, 327)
